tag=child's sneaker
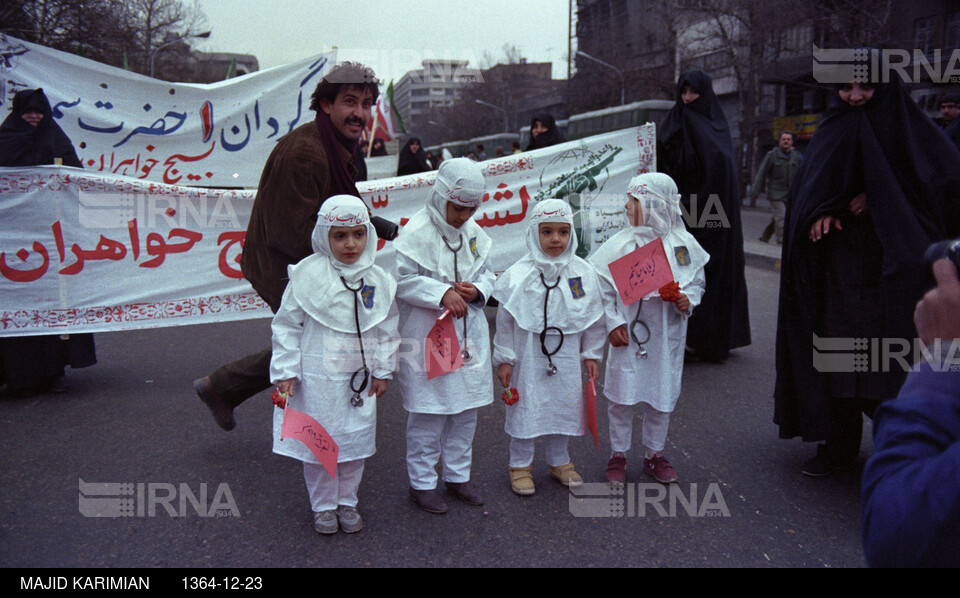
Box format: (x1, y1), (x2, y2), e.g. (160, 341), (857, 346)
(509, 466), (535, 496)
(336, 505), (363, 533)
(643, 453), (679, 484)
(605, 453), (627, 485)
(313, 510), (339, 534)
(549, 462), (583, 488)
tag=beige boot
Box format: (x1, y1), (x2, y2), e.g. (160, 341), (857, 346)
(509, 466), (535, 496)
(549, 462), (583, 488)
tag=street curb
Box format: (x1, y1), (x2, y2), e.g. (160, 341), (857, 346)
(745, 251), (781, 272)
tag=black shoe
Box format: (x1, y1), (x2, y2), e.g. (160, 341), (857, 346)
(194, 377), (236, 431)
(409, 487), (448, 514)
(801, 444), (856, 477)
(446, 480), (484, 506)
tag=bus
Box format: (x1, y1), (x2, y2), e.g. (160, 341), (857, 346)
(427, 132), (521, 160)
(564, 100), (674, 141)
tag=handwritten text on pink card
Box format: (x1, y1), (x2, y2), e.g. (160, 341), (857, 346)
(425, 309), (464, 380)
(607, 237), (674, 305)
(281, 406), (339, 478)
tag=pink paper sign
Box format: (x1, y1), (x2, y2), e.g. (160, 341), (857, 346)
(585, 377), (599, 450)
(607, 237), (675, 305)
(425, 309), (465, 380)
(281, 407), (339, 478)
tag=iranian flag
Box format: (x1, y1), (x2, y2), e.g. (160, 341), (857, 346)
(366, 80), (405, 144)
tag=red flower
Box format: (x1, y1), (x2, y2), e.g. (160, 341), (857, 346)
(658, 281), (681, 303)
(271, 387), (288, 408)
(501, 387), (520, 405)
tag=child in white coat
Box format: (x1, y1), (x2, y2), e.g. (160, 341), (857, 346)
(492, 199), (606, 495)
(588, 173), (708, 484)
(393, 158), (495, 514)
(270, 195), (399, 534)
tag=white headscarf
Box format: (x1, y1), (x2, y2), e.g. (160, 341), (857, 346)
(289, 195), (395, 333)
(625, 172), (684, 237)
(525, 198), (579, 281)
(589, 172), (709, 296)
(394, 158), (492, 282)
(494, 199), (602, 334)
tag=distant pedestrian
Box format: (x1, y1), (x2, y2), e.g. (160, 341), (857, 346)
(939, 91), (960, 150)
(752, 131), (802, 245)
(370, 137), (388, 156)
(525, 112), (564, 151)
(397, 137), (430, 176)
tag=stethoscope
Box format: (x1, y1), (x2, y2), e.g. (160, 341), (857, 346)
(630, 300), (651, 359)
(340, 275), (370, 407)
(442, 233), (471, 362)
(539, 273), (564, 376)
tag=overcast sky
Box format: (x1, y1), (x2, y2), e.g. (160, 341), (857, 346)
(194, 0), (573, 83)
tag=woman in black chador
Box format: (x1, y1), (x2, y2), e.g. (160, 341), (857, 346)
(525, 112), (564, 151)
(0, 88), (96, 396)
(657, 69), (751, 363)
(396, 136), (430, 176)
(774, 61), (960, 475)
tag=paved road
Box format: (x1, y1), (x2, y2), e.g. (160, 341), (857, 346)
(0, 210), (870, 568)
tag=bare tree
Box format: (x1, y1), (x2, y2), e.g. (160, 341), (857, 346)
(0, 0), (208, 80)
(422, 44), (553, 144)
(127, 0), (208, 80)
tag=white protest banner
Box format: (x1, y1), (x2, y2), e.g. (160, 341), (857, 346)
(359, 124), (656, 275)
(0, 33), (333, 188)
(0, 125), (655, 336)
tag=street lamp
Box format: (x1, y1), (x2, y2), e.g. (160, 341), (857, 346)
(427, 120), (453, 134)
(474, 99), (510, 133)
(150, 30), (211, 79)
(576, 50), (624, 106)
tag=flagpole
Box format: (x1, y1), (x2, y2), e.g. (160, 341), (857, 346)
(367, 103), (381, 158)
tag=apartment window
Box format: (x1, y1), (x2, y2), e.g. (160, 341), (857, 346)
(947, 11), (960, 52)
(915, 17), (937, 59)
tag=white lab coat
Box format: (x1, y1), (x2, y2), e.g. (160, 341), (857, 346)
(270, 282), (400, 463)
(590, 227), (707, 411)
(394, 252), (495, 415)
(493, 305), (605, 439)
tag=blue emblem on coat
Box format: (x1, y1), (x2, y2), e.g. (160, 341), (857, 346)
(568, 277), (585, 299)
(469, 237), (480, 259)
(674, 246), (691, 266)
(360, 285), (375, 308)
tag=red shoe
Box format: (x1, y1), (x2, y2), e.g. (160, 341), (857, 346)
(643, 453), (679, 484)
(605, 453), (626, 485)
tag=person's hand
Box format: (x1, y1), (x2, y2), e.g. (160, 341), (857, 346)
(848, 192), (867, 217)
(675, 293), (690, 314)
(277, 378), (297, 397)
(809, 215), (842, 242)
(442, 288), (468, 318)
(497, 363), (513, 387)
(454, 281), (479, 303)
(368, 377), (388, 398)
(609, 325), (629, 347)
(583, 359), (599, 380)
(914, 259), (960, 347)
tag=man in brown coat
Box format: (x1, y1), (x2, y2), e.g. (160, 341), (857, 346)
(194, 62), (379, 430)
